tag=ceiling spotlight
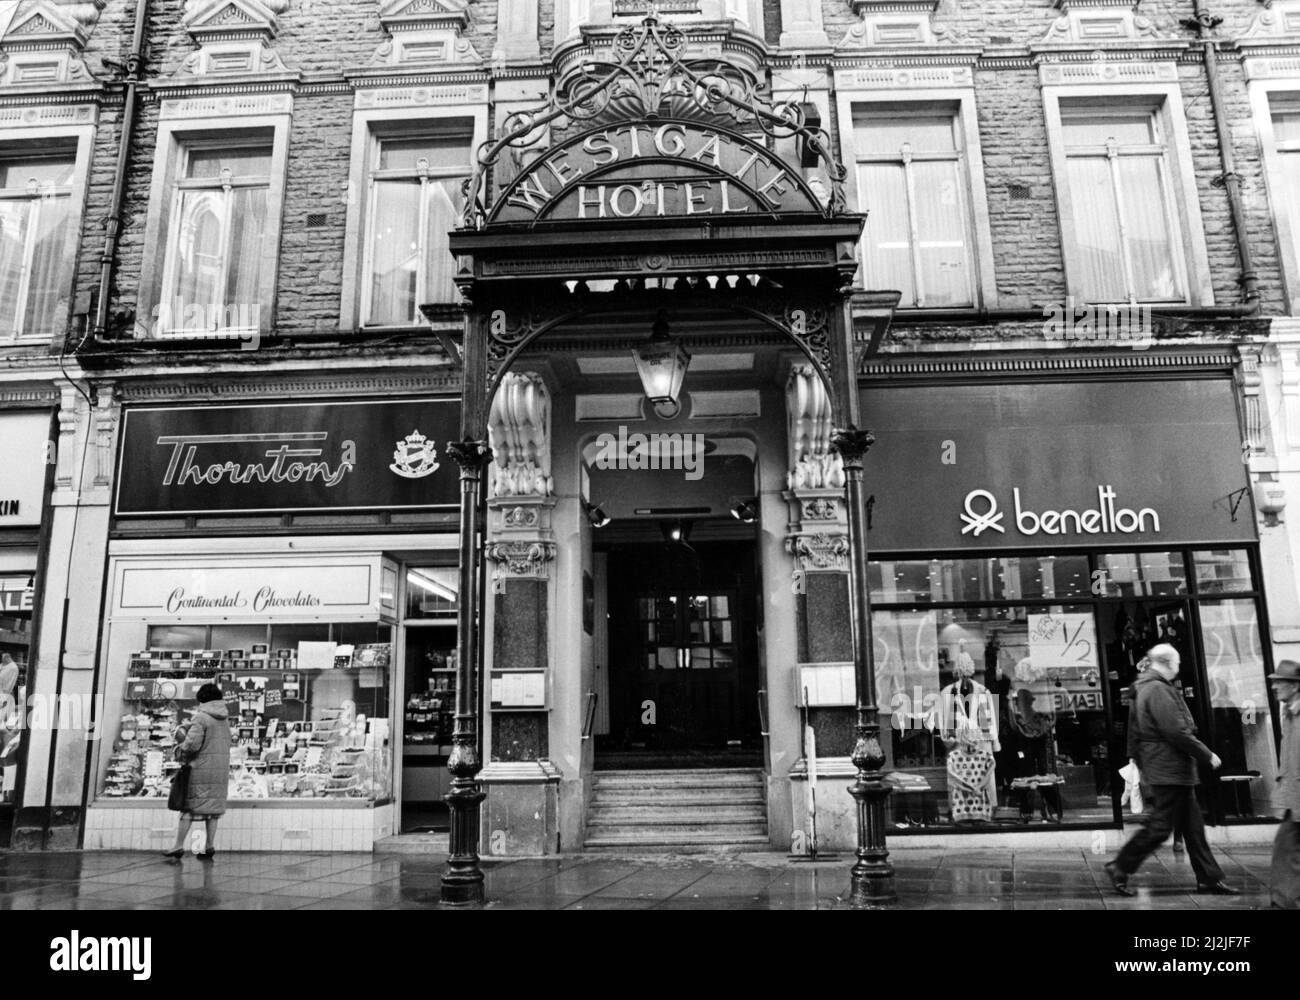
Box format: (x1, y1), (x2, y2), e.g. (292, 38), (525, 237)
(729, 497), (759, 523)
(659, 519), (692, 545)
(583, 500), (611, 529)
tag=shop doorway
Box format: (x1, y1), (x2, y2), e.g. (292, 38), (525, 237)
(598, 536), (762, 769)
(1100, 597), (1211, 822)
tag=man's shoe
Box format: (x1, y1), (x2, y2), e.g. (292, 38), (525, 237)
(1196, 881), (1239, 896)
(1104, 861), (1134, 897)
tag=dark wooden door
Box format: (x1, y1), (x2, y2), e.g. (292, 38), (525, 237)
(603, 541), (760, 758)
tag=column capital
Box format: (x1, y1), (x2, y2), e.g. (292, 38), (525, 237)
(447, 438), (494, 472)
(831, 426), (875, 465)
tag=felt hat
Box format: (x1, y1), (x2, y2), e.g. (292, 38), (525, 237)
(1268, 660), (1300, 682)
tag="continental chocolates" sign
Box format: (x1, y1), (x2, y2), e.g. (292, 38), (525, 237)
(114, 399), (459, 516)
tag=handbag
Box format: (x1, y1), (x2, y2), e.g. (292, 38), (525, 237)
(167, 763), (192, 812)
(1270, 814), (1300, 910)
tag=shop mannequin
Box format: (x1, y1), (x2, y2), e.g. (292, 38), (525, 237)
(938, 651), (1001, 822)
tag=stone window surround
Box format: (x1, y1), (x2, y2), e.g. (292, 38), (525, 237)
(835, 87), (998, 310)
(339, 101), (489, 332)
(0, 116), (95, 345)
(136, 108), (292, 340)
(1250, 75), (1300, 316)
(1042, 81), (1214, 308)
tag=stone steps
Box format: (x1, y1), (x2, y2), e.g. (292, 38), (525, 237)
(585, 768), (768, 851)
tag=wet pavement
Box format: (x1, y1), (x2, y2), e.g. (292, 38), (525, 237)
(0, 843), (1276, 909)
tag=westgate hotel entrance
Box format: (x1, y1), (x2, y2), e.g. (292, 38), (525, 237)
(61, 14), (1287, 880)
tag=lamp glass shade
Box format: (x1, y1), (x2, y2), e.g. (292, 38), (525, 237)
(632, 336), (690, 408)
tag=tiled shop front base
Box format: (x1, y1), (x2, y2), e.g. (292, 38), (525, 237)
(84, 802), (395, 851)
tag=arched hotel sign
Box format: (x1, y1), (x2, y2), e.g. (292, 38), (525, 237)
(489, 120), (826, 225)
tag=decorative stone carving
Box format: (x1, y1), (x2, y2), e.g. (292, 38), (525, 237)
(1236, 347), (1266, 458)
(838, 0), (968, 50)
(176, 0), (291, 76)
(54, 385), (79, 492)
(1036, 0), (1164, 47)
(92, 383), (117, 486)
(1278, 342), (1300, 455)
(365, 0), (481, 68)
(487, 372), (553, 499)
(786, 364), (844, 491)
(486, 540), (557, 588)
(1242, 0), (1300, 43)
(786, 531), (850, 593)
(0, 0), (104, 85)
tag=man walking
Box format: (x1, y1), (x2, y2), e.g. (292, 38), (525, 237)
(1269, 660), (1300, 909)
(1104, 643), (1237, 896)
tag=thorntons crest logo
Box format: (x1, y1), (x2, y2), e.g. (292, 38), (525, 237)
(961, 486), (1161, 538)
(389, 430), (440, 479)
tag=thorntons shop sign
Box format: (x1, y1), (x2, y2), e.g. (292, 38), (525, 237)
(115, 399), (459, 516)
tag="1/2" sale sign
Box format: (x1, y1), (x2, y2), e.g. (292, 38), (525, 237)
(1028, 612), (1099, 670)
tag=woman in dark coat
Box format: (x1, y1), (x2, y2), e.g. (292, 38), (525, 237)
(165, 683), (231, 860)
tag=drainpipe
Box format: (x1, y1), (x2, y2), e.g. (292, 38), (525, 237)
(1183, 1), (1261, 312)
(91, 0), (149, 340)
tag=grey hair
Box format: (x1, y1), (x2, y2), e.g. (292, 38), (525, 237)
(1147, 643), (1180, 669)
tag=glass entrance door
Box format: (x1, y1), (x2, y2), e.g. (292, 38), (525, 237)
(601, 539), (761, 765)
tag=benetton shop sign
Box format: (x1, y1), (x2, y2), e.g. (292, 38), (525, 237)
(114, 399), (459, 516)
(859, 380), (1256, 550)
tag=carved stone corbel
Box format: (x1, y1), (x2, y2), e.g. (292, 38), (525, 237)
(54, 385), (80, 493)
(487, 371), (553, 499)
(92, 383), (118, 486)
(1236, 346), (1266, 458)
(786, 363), (844, 491)
(485, 540), (557, 592)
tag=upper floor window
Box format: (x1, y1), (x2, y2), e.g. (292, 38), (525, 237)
(854, 110), (976, 309)
(160, 142), (272, 337)
(1060, 108), (1182, 303)
(1265, 101), (1300, 312)
(137, 107), (290, 343)
(0, 151), (75, 341)
(362, 126), (472, 326)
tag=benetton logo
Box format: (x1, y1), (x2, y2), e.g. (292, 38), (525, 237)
(961, 486), (1161, 538)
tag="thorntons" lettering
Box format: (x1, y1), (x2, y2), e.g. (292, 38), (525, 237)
(156, 433), (355, 489)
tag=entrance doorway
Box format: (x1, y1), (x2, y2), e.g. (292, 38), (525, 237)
(598, 537), (762, 769)
(1100, 597), (1211, 822)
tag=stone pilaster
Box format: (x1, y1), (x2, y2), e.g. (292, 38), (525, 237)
(784, 364), (854, 759)
(481, 372), (560, 855)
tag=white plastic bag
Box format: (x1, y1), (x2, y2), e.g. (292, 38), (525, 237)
(1119, 760), (1144, 814)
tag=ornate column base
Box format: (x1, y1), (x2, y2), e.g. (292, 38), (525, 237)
(845, 724), (896, 908)
(441, 779), (488, 905)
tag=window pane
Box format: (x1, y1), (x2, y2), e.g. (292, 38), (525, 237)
(912, 160), (972, 307)
(876, 605), (1110, 830)
(1273, 109), (1300, 145)
(368, 179), (422, 325)
(21, 194), (72, 336)
(1199, 599), (1276, 816)
(869, 556), (1090, 603)
(187, 147), (272, 179)
(405, 566), (458, 619)
(378, 136), (470, 172)
(172, 189), (226, 326)
(1096, 552), (1188, 596)
(225, 186), (267, 319)
(0, 157), (74, 190)
(1066, 156), (1127, 302)
(1063, 115), (1154, 147)
(855, 116), (956, 155)
(1118, 157), (1179, 300)
(859, 162), (915, 305)
(1192, 549), (1254, 593)
(424, 177), (461, 305)
(0, 201), (31, 336)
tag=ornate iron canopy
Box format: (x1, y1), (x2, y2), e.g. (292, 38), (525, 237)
(459, 16), (849, 229)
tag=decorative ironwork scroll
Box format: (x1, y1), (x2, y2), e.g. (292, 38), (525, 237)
(459, 16), (848, 227)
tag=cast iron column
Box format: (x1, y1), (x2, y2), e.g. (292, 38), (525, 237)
(441, 305), (492, 906)
(823, 273), (895, 907)
(833, 427), (896, 907)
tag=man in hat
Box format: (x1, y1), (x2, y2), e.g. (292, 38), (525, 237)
(1270, 659), (1300, 908)
(1104, 644), (1237, 896)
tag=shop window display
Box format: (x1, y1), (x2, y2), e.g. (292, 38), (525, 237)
(0, 575), (33, 803)
(873, 604), (1110, 829)
(100, 622), (392, 803)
